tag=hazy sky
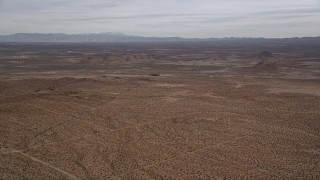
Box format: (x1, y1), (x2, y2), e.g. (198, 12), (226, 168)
(0, 0), (319, 37)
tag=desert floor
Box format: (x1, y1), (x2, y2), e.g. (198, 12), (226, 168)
(0, 42), (319, 179)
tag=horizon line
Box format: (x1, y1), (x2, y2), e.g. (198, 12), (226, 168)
(1, 32), (320, 39)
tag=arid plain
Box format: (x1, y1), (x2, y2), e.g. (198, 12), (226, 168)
(0, 41), (320, 179)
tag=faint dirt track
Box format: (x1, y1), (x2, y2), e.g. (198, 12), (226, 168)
(1, 75), (319, 179)
(0, 42), (320, 179)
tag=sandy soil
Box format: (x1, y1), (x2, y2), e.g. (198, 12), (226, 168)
(0, 42), (319, 179)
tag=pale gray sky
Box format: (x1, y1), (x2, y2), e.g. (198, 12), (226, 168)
(0, 0), (319, 37)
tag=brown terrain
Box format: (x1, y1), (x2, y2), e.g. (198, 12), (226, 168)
(0, 41), (320, 179)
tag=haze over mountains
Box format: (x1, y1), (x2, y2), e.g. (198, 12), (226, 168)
(0, 33), (319, 43)
(0, 33), (186, 42)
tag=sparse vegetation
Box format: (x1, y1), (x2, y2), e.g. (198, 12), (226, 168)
(0, 41), (319, 179)
(149, 73), (160, 76)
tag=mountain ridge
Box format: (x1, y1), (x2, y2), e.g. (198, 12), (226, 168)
(0, 33), (319, 43)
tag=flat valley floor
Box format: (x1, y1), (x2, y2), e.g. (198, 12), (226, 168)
(0, 42), (319, 179)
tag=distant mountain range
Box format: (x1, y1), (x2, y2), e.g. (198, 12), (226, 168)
(0, 33), (188, 42)
(0, 33), (319, 43)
